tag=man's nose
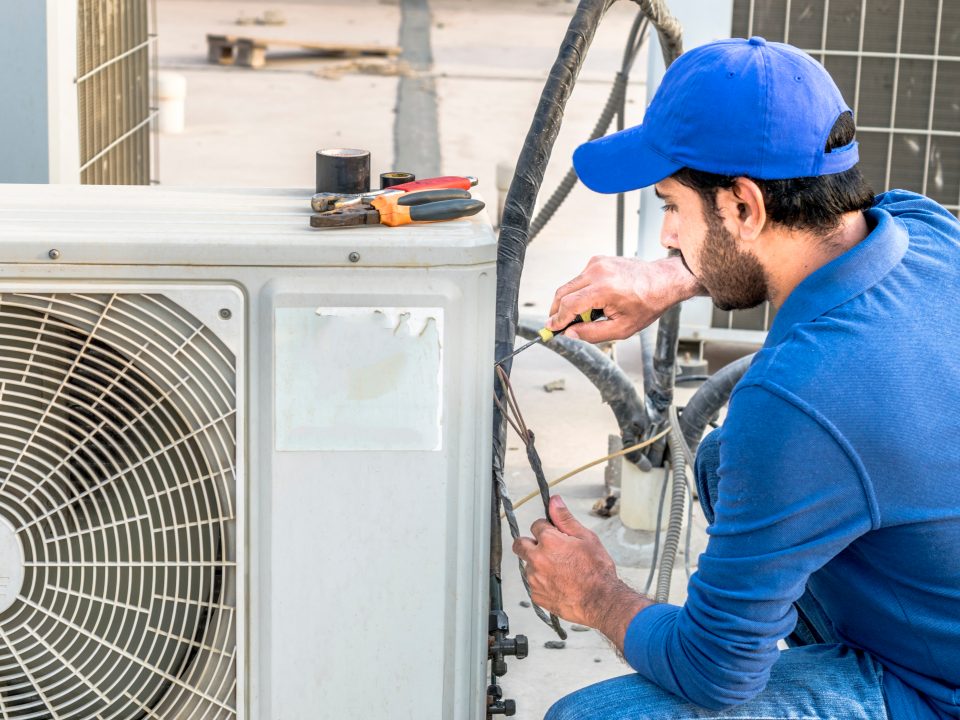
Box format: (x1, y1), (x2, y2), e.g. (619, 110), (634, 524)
(660, 219), (678, 250)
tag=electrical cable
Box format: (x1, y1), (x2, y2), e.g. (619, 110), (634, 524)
(684, 465), (695, 579)
(669, 404), (696, 470)
(643, 465), (671, 596)
(655, 432), (687, 602)
(495, 368), (567, 639)
(505, 427), (671, 515)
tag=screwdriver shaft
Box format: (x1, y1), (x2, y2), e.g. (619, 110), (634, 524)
(494, 337), (543, 367)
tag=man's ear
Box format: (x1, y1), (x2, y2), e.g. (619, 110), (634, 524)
(717, 178), (766, 244)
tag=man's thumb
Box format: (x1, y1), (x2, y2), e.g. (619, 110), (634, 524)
(550, 496), (585, 537)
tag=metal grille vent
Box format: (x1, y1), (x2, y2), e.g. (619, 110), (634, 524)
(77, 0), (157, 185)
(734, 0), (960, 216)
(0, 293), (236, 719)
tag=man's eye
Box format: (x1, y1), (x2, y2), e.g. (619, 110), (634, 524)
(660, 204), (677, 213)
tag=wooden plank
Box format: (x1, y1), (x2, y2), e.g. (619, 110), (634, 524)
(205, 34), (400, 69)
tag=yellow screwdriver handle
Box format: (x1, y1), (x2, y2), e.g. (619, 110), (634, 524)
(538, 309), (603, 342)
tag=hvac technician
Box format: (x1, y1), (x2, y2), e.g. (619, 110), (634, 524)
(514, 37), (960, 720)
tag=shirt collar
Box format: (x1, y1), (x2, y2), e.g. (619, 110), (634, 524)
(764, 205), (909, 348)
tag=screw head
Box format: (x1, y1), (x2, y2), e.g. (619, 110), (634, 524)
(348, 252), (360, 263)
(48, 249), (61, 260)
(218, 308), (232, 320)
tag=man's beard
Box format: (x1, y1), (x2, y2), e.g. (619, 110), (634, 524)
(695, 208), (769, 311)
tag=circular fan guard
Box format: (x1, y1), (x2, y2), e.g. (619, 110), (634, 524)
(0, 293), (237, 720)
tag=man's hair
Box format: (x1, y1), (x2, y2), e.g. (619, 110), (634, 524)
(672, 112), (875, 237)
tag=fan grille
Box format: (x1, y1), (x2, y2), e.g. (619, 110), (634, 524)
(0, 293), (237, 719)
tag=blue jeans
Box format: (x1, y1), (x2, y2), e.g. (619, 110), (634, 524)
(545, 430), (890, 720)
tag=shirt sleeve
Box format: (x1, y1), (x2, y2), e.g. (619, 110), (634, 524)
(622, 382), (877, 710)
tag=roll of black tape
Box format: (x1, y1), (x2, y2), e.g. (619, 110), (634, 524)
(380, 172), (415, 189)
(316, 148), (370, 194)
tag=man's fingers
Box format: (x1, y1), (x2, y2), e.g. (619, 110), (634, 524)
(549, 274), (591, 318)
(565, 316), (635, 343)
(531, 518), (560, 541)
(548, 287), (602, 331)
(513, 536), (536, 561)
(549, 496), (590, 539)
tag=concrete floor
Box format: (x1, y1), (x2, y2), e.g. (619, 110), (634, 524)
(156, 2), (742, 717)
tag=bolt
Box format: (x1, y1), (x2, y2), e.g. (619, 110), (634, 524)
(348, 252), (361, 263)
(218, 308), (232, 320)
(48, 249), (61, 260)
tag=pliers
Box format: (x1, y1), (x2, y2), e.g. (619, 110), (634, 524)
(311, 175), (478, 213)
(310, 188), (485, 229)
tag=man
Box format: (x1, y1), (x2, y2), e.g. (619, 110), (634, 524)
(513, 37), (960, 720)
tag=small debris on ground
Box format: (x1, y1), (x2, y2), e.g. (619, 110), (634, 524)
(523, 301), (536, 307)
(508, 446), (519, 451)
(543, 378), (565, 393)
(519, 600), (531, 608)
(235, 11), (286, 26)
(570, 624), (590, 632)
(544, 640), (566, 649)
(598, 340), (616, 354)
(593, 657), (602, 663)
(592, 494), (619, 517)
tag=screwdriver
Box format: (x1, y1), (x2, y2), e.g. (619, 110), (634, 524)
(495, 309), (605, 367)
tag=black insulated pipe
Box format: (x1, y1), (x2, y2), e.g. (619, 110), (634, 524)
(492, 0), (617, 580)
(516, 321), (652, 470)
(678, 353), (754, 454)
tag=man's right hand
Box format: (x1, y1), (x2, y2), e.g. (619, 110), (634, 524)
(548, 254), (704, 343)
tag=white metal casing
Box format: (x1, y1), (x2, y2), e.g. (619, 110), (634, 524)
(0, 184), (496, 719)
(0, 0), (81, 183)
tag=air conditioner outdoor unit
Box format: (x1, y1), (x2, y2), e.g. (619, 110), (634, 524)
(0, 183), (495, 719)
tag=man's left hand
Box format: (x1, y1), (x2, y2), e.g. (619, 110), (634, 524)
(513, 496), (651, 644)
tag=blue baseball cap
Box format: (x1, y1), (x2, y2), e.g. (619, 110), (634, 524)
(573, 36), (859, 193)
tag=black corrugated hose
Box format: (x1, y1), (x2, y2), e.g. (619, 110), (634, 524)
(526, 13), (648, 243)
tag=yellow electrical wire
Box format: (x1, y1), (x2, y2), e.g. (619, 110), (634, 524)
(503, 427), (672, 517)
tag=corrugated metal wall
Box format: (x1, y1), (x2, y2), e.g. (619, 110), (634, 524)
(77, 0), (156, 185)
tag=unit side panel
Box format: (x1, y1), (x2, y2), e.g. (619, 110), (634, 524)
(259, 266), (494, 720)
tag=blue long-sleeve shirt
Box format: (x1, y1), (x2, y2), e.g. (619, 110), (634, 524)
(623, 191), (960, 719)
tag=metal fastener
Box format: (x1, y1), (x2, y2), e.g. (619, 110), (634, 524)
(48, 249), (61, 260)
(218, 308), (232, 320)
(348, 252), (361, 263)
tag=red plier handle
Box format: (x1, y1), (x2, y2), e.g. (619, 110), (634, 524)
(387, 176), (478, 193)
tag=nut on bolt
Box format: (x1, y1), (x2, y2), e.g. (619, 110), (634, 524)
(48, 249), (61, 260)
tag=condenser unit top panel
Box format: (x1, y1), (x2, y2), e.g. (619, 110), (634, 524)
(0, 185), (497, 267)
